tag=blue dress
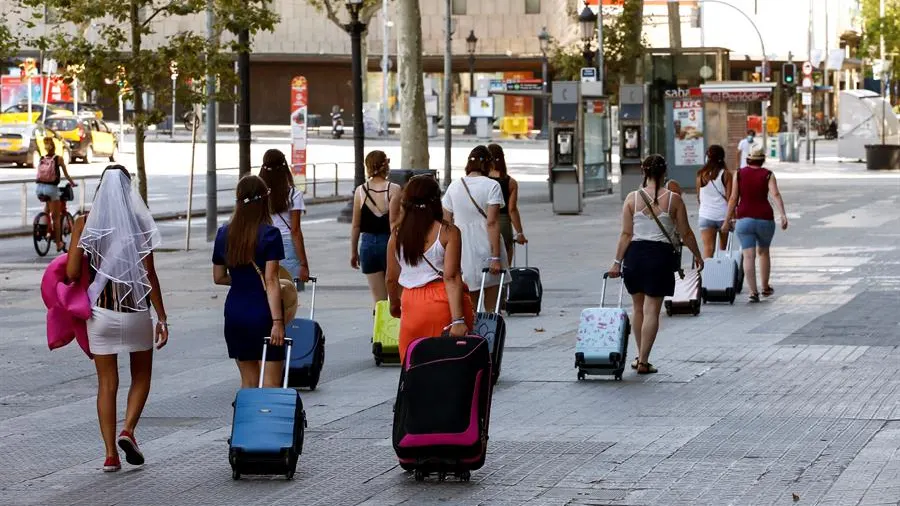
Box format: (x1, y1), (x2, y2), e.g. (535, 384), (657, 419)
(213, 224), (286, 361)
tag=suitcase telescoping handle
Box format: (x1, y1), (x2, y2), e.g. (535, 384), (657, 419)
(260, 336), (294, 389)
(600, 272), (625, 309)
(513, 242), (529, 268)
(294, 276), (318, 320)
(478, 267), (506, 313)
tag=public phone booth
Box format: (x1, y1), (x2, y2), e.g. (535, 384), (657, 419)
(547, 81), (613, 215)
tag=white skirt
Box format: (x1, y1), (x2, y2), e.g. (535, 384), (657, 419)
(87, 307), (153, 355)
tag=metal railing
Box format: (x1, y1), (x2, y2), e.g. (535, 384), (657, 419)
(5, 175), (101, 228)
(214, 162), (354, 200)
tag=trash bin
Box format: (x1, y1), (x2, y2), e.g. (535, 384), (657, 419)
(388, 169), (438, 188)
(865, 145), (900, 170)
(778, 132), (799, 162)
(550, 166), (581, 215)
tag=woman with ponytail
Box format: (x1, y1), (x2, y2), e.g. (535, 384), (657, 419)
(695, 145), (733, 258)
(608, 155), (702, 375)
(385, 175), (474, 363)
(441, 145), (510, 312)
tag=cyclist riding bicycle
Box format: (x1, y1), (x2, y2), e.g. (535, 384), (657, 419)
(35, 137), (76, 252)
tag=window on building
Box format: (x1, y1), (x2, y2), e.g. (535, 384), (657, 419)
(525, 0), (540, 14)
(451, 0), (466, 15)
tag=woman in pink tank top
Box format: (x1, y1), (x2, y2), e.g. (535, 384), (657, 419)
(723, 147), (789, 303)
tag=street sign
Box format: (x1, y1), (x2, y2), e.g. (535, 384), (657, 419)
(802, 61), (813, 76)
(506, 79), (543, 92)
(801, 92), (812, 105)
(802, 77), (813, 88)
(580, 67), (597, 83)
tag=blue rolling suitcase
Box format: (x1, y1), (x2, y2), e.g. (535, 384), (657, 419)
(575, 274), (630, 381)
(229, 337), (307, 480)
(473, 269), (506, 385)
(286, 277), (325, 390)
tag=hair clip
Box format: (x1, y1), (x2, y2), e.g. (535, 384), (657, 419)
(239, 188), (270, 204)
(414, 203), (427, 209)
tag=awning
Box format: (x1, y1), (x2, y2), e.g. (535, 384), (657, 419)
(699, 81), (777, 102)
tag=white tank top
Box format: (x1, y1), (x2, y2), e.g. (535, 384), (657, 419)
(398, 226), (446, 289)
(632, 189), (677, 243)
(698, 170), (728, 221)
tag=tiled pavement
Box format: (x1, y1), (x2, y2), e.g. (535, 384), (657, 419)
(0, 164), (898, 505)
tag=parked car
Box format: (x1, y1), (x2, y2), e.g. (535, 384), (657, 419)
(0, 103), (73, 124)
(49, 101), (104, 120)
(44, 115), (117, 163)
(0, 122), (71, 169)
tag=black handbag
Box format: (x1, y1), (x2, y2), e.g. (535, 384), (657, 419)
(637, 189), (684, 279)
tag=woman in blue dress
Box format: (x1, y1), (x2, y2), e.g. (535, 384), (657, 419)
(213, 175), (287, 388)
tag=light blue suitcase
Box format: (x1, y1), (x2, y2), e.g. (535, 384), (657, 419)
(575, 274), (630, 381)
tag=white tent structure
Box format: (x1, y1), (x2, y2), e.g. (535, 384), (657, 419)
(838, 90), (900, 160)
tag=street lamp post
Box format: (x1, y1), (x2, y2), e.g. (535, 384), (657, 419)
(537, 27), (550, 140)
(463, 30), (478, 135)
(338, 0), (368, 223)
(579, 5), (598, 67)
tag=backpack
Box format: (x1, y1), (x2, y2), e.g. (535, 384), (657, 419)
(36, 156), (58, 184)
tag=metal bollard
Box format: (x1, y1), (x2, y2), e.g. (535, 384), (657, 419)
(312, 163), (317, 199)
(334, 163), (339, 197)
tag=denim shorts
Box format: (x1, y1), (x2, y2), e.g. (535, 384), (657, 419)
(735, 218), (776, 249)
(35, 183), (60, 201)
(698, 217), (724, 230)
(359, 232), (389, 274)
(280, 234), (301, 279)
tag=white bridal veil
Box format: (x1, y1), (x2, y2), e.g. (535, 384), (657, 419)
(80, 168), (161, 311)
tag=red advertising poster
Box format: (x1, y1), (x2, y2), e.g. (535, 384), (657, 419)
(1, 76), (71, 110)
(290, 76), (308, 192)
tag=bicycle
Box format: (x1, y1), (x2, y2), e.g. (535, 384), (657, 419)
(33, 183), (79, 257)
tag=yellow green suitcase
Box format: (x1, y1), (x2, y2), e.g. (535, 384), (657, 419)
(372, 300), (401, 366)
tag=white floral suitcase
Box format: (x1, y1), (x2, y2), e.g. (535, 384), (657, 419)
(575, 274), (630, 381)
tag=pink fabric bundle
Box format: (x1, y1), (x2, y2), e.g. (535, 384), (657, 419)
(41, 255), (93, 358)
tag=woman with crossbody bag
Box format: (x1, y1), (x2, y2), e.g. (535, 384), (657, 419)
(386, 175), (474, 364)
(259, 149), (310, 284)
(608, 155), (703, 375)
(695, 144), (733, 259)
(440, 145), (510, 313)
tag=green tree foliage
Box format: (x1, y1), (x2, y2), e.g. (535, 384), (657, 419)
(860, 0), (900, 83)
(0, 23), (19, 61)
(548, 0), (645, 101)
(14, 0), (279, 202)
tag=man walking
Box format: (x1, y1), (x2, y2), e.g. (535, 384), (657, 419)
(736, 130), (756, 168)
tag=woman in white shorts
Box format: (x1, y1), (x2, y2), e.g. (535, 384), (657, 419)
(66, 165), (169, 473)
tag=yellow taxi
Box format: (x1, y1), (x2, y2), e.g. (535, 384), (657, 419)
(0, 103), (73, 124)
(0, 123), (71, 168)
(44, 115), (118, 163)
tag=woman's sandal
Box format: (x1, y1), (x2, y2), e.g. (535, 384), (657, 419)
(762, 286), (774, 297)
(749, 292), (761, 303)
(631, 358), (639, 370)
(637, 362), (658, 375)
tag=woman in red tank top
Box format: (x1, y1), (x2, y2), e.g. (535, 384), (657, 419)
(723, 147), (788, 303)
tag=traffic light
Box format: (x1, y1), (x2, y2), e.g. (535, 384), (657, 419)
(782, 63), (796, 86)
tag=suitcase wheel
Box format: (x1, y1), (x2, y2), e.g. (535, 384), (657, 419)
(414, 470), (426, 482)
(232, 470), (241, 480)
(438, 471), (447, 482)
(577, 370), (586, 381)
(457, 470), (471, 482)
(374, 357), (382, 367)
(615, 373), (622, 381)
(286, 469), (295, 480)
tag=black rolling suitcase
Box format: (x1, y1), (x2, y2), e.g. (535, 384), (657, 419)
(393, 334), (493, 482)
(505, 243), (542, 315)
(473, 268), (506, 385)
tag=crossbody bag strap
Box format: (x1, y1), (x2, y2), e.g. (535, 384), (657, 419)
(637, 189), (679, 253)
(421, 255), (444, 277)
(460, 178), (488, 219)
(251, 261), (267, 290)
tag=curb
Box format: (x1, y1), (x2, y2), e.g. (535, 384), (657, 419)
(0, 195), (351, 240)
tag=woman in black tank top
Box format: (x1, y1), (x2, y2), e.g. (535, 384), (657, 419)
(487, 144), (527, 264)
(351, 150), (401, 307)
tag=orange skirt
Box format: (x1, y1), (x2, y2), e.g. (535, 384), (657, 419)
(398, 280), (475, 364)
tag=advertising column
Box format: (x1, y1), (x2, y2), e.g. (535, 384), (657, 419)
(665, 88), (705, 185)
(290, 76), (308, 192)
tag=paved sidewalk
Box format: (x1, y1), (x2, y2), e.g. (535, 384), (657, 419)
(0, 163), (898, 505)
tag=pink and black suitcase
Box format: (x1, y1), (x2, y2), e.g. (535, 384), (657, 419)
(392, 334), (493, 482)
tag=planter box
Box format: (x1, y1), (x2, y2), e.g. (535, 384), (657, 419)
(865, 144), (900, 170)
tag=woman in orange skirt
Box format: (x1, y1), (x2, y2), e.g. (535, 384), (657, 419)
(386, 175), (474, 364)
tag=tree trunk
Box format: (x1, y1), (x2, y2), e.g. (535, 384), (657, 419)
(130, 0), (148, 203)
(397, 0), (429, 169)
(623, 0), (644, 84)
(666, 1), (681, 49)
